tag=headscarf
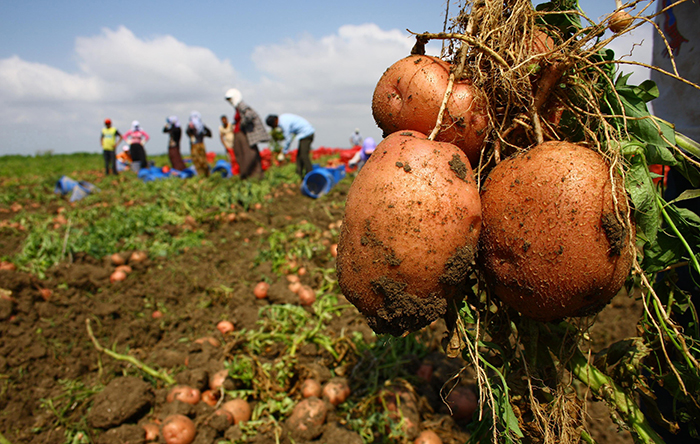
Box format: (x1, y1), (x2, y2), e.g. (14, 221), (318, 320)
(166, 116), (180, 128)
(225, 88), (242, 107)
(189, 111), (204, 134)
(361, 137), (377, 161)
(131, 120), (140, 131)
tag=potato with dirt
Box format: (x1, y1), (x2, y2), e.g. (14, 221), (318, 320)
(478, 141), (635, 321)
(372, 55), (489, 166)
(337, 130), (482, 335)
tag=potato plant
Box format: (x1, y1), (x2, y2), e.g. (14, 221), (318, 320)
(336, 0), (700, 443)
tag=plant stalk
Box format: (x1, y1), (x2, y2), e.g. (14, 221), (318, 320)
(85, 319), (175, 385)
(567, 347), (665, 443)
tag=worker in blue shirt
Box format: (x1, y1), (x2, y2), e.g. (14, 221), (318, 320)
(266, 113), (315, 180)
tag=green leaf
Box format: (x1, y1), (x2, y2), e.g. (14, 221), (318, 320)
(645, 144), (678, 166)
(669, 189), (700, 205)
(634, 80), (660, 102)
(535, 0), (582, 38)
(626, 156), (662, 243)
(614, 76), (676, 149)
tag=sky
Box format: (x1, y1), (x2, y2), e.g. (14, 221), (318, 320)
(0, 0), (655, 157)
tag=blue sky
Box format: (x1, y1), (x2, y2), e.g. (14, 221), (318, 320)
(0, 0), (653, 156)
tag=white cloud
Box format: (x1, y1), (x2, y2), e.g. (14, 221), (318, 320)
(0, 24), (427, 156)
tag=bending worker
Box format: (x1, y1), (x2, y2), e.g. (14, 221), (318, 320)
(265, 113), (315, 180)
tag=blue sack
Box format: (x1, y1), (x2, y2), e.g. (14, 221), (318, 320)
(138, 167), (170, 183)
(55, 176), (80, 195)
(301, 164), (346, 199)
(211, 159), (232, 178)
(55, 176), (99, 201)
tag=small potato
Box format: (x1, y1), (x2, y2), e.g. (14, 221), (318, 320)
(287, 397), (328, 440)
(130, 251), (148, 263)
(221, 399), (251, 424)
(253, 282), (269, 299)
(298, 286), (316, 306)
(161, 414), (195, 444)
(288, 281), (302, 294)
(216, 320), (234, 335)
(209, 369), (229, 391)
(110, 253), (126, 266)
(446, 386), (478, 421)
(110, 270), (127, 283)
(200, 390), (219, 407)
(167, 385), (201, 405)
(415, 429), (443, 444)
(300, 379), (322, 398)
(322, 379), (350, 406)
(115, 264), (132, 274)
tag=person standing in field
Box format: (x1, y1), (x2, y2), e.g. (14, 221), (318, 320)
(225, 89), (269, 180)
(122, 120), (150, 173)
(186, 111), (212, 177)
(219, 114), (236, 165)
(350, 128), (363, 148)
(100, 119), (122, 175)
(265, 113), (315, 180)
(163, 116), (186, 171)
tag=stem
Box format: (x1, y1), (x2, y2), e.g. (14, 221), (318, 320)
(658, 195), (700, 275)
(567, 347), (665, 443)
(85, 319), (175, 385)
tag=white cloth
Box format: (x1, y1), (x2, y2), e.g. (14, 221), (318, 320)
(225, 88), (242, 107)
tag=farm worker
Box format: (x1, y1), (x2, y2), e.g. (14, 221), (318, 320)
(265, 113), (315, 180)
(117, 144), (131, 163)
(163, 116), (186, 171)
(100, 119), (122, 175)
(225, 88), (269, 180)
(348, 137), (377, 172)
(122, 120), (150, 173)
(186, 111), (212, 177)
(219, 114), (236, 165)
(350, 128), (363, 148)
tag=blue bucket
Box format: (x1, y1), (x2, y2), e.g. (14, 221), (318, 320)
(301, 165), (346, 199)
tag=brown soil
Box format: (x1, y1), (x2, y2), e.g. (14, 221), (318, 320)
(0, 175), (643, 444)
(0, 179), (474, 444)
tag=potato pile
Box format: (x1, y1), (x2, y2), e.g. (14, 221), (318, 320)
(337, 49), (635, 334)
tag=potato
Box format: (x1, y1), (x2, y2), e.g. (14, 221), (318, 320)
(372, 55), (489, 166)
(446, 386), (478, 421)
(415, 430), (443, 444)
(479, 141), (635, 321)
(321, 378), (350, 406)
(286, 397), (328, 440)
(221, 399), (251, 424)
(300, 378), (322, 398)
(166, 385), (201, 405)
(337, 130), (482, 335)
(161, 414), (195, 444)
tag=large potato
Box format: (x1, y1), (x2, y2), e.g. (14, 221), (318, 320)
(479, 141), (635, 321)
(337, 131), (482, 335)
(372, 55), (489, 166)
